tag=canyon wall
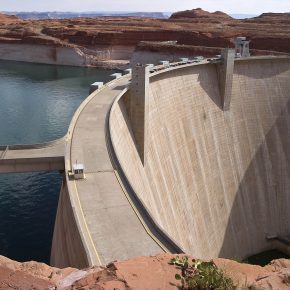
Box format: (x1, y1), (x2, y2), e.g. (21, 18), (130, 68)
(0, 44), (89, 66)
(110, 58), (290, 260)
(0, 43), (133, 67)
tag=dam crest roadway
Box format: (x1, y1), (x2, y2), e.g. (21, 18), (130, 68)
(1, 53), (290, 268)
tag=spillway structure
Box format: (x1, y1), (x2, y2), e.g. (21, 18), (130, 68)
(1, 50), (290, 268)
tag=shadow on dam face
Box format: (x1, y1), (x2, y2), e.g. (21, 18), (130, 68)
(110, 57), (290, 261)
(219, 98), (290, 259)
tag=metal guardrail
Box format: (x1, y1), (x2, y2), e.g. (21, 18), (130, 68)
(0, 136), (65, 151)
(0, 146), (8, 159)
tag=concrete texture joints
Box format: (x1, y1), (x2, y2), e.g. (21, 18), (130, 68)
(10, 54), (289, 268)
(109, 55), (290, 262)
(51, 74), (172, 268)
(108, 87), (186, 255)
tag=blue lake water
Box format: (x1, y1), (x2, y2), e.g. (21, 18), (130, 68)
(0, 60), (114, 263)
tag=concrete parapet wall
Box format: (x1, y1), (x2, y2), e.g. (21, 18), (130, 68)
(110, 57), (290, 260)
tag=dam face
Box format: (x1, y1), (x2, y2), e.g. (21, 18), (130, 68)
(110, 58), (290, 260)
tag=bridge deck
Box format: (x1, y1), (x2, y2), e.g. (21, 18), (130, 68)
(68, 76), (165, 265)
(0, 139), (65, 173)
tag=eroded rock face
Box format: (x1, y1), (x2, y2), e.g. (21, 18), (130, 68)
(0, 9), (290, 56)
(0, 13), (22, 24)
(170, 8), (233, 21)
(1, 254), (290, 289)
(0, 255), (76, 289)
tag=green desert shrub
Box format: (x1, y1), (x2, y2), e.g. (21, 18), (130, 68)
(170, 256), (236, 290)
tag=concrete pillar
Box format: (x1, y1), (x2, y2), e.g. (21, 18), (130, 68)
(218, 48), (235, 111)
(89, 82), (103, 94)
(110, 73), (122, 79)
(123, 68), (132, 75)
(159, 60), (170, 68)
(130, 63), (150, 165)
(235, 37), (250, 58)
(179, 58), (189, 63)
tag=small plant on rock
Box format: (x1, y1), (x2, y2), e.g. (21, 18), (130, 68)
(170, 256), (236, 290)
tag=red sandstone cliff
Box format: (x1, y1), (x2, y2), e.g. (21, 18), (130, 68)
(0, 254), (290, 289)
(0, 9), (290, 51)
(170, 8), (233, 21)
(0, 9), (290, 66)
(0, 13), (22, 24)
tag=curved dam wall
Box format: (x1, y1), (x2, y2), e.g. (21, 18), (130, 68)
(50, 179), (89, 268)
(110, 58), (290, 260)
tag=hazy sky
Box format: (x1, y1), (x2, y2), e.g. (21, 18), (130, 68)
(1, 0), (290, 14)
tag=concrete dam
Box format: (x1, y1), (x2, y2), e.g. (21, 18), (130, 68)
(109, 54), (290, 263)
(1, 52), (290, 268)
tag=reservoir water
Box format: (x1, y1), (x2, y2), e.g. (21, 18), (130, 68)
(0, 60), (114, 263)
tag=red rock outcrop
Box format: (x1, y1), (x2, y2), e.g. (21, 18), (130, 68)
(0, 13), (22, 24)
(1, 254), (290, 289)
(170, 8), (233, 21)
(0, 9), (290, 66)
(0, 255), (76, 289)
(251, 12), (290, 23)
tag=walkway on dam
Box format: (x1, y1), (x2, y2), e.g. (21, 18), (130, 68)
(0, 139), (65, 173)
(68, 75), (166, 265)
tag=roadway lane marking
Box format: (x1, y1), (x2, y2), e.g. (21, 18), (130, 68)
(73, 180), (103, 266)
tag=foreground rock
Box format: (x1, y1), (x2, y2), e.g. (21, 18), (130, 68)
(0, 254), (290, 289)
